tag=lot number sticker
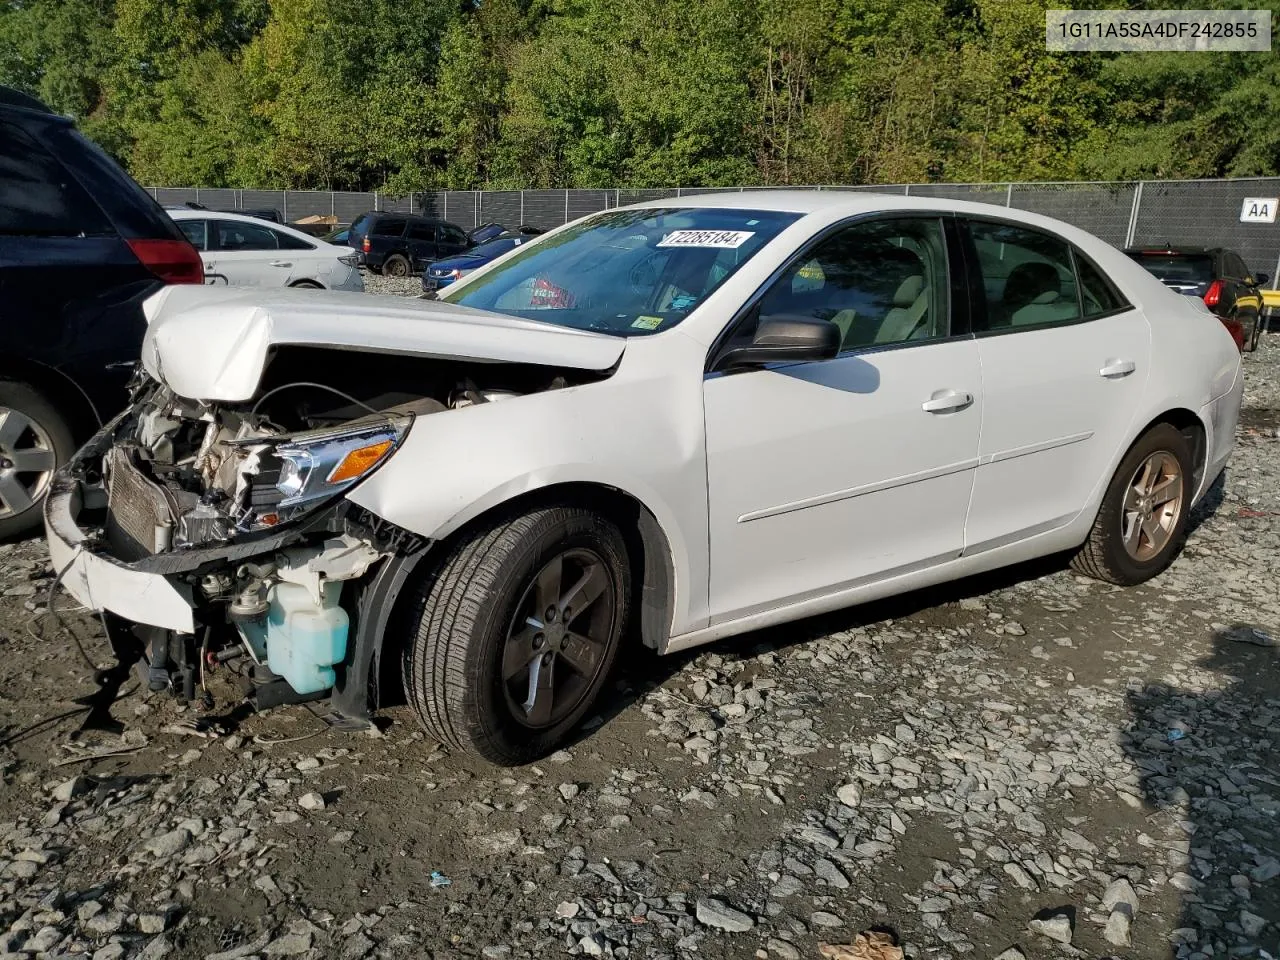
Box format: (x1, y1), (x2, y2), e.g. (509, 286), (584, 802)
(1240, 198), (1278, 224)
(657, 229), (755, 249)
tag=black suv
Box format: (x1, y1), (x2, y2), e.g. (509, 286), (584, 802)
(1125, 244), (1267, 352)
(1, 86), (203, 537)
(348, 212), (472, 276)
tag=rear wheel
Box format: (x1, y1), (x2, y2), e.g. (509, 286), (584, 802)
(1070, 423), (1192, 585)
(1247, 313), (1263, 352)
(383, 254), (410, 278)
(0, 381), (74, 540)
(290, 279), (323, 289)
(403, 505), (631, 765)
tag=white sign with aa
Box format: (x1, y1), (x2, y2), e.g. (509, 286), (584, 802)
(1240, 198), (1278, 223)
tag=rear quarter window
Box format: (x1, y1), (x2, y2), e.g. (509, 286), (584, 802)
(372, 218), (407, 237)
(0, 121), (113, 238)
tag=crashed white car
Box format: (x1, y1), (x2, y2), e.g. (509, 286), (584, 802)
(45, 192), (1242, 764)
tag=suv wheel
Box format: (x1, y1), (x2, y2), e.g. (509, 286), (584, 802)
(383, 254), (410, 278)
(0, 381), (73, 539)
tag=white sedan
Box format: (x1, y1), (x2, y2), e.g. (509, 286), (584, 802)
(168, 209), (363, 291)
(46, 192), (1241, 765)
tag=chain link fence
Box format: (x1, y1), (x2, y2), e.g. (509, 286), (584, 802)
(148, 178), (1280, 281)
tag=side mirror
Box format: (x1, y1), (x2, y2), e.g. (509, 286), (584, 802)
(1254, 272), (1269, 287)
(719, 315), (842, 370)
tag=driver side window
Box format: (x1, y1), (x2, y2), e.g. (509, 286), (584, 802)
(756, 217), (950, 352)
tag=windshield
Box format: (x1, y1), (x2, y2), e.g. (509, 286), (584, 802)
(440, 207), (801, 335)
(469, 237), (523, 258)
(1128, 253), (1214, 289)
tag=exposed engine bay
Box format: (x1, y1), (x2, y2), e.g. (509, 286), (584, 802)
(60, 345), (604, 719)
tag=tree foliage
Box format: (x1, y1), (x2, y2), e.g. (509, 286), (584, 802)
(2, 0), (1277, 190)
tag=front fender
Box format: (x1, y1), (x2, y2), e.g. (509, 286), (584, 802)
(344, 351), (709, 636)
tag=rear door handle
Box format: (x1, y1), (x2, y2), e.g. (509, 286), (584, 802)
(270, 260), (293, 268)
(921, 389), (974, 414)
(1100, 359), (1136, 379)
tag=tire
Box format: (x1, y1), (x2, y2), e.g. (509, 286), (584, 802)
(382, 255), (410, 278)
(0, 381), (75, 540)
(290, 279), (324, 289)
(1247, 313), (1263, 352)
(1070, 423), (1193, 585)
(403, 505), (631, 765)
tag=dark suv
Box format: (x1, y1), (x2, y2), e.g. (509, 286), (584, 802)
(1, 86), (203, 537)
(348, 212), (472, 276)
(1125, 244), (1267, 352)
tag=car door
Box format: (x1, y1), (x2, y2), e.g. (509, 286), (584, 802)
(406, 221), (438, 270)
(210, 218), (286, 287)
(703, 215), (982, 624)
(959, 218), (1151, 554)
(175, 218), (220, 284)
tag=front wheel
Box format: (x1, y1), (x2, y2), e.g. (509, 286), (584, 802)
(1070, 423), (1193, 585)
(403, 506), (631, 765)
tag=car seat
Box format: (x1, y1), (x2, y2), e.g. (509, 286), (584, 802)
(874, 275), (929, 343)
(1001, 262), (1078, 326)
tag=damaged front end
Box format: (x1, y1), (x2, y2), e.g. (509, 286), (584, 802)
(44, 346), (584, 725)
(45, 368), (436, 722)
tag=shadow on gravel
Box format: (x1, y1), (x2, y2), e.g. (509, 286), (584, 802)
(1123, 626), (1280, 953)
(570, 549), (1081, 750)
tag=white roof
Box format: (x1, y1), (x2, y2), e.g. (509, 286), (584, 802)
(167, 208), (338, 247)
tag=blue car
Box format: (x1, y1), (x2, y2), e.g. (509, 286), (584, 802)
(422, 235), (530, 293)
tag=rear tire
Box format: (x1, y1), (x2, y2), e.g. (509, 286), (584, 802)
(402, 505), (631, 765)
(1246, 314), (1263, 352)
(290, 279), (324, 289)
(0, 381), (74, 540)
(1070, 423), (1193, 585)
(383, 255), (410, 278)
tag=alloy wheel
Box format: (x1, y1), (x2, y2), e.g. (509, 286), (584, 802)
(1120, 450), (1183, 561)
(0, 406), (57, 520)
(502, 548), (617, 729)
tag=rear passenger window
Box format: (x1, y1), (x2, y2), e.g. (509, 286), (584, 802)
(213, 219), (279, 251)
(968, 221), (1080, 330)
(373, 218), (407, 237)
(178, 219), (208, 250)
(1074, 251), (1125, 317)
(274, 230), (315, 251)
(0, 121), (112, 238)
(407, 222), (436, 241)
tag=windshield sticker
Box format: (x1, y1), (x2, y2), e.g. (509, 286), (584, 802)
(529, 277), (576, 309)
(656, 229), (755, 249)
(631, 315), (663, 330)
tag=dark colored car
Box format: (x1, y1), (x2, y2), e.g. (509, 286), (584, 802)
(322, 228), (349, 245)
(347, 212), (472, 276)
(1126, 244), (1267, 352)
(422, 234), (533, 293)
(0, 86), (203, 537)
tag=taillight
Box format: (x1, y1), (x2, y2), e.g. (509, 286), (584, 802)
(362, 236), (371, 253)
(1203, 279), (1223, 307)
(127, 238), (203, 285)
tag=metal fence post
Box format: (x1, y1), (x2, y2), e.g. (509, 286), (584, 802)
(194, 187), (200, 205)
(330, 192), (335, 217)
(564, 190), (569, 225)
(1124, 181), (1144, 248)
(373, 191), (379, 212)
(1005, 183), (1013, 207)
(520, 190), (525, 225)
(474, 191), (479, 228)
(282, 192), (288, 222)
(443, 192), (448, 222)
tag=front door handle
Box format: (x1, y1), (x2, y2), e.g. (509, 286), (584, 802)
(270, 260), (293, 268)
(921, 389), (974, 414)
(1100, 359), (1136, 379)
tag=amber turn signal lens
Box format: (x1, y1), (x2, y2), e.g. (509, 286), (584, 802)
(327, 440), (394, 483)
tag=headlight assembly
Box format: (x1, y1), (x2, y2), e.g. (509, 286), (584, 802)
(245, 415), (410, 530)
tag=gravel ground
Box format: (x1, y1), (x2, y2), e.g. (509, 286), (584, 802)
(1, 317), (1277, 960)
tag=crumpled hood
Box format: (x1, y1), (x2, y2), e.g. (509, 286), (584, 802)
(140, 285), (627, 402)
